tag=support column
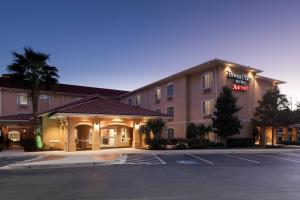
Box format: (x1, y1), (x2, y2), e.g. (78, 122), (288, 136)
(291, 127), (297, 142)
(133, 122), (141, 149)
(282, 127), (288, 142)
(92, 120), (101, 150)
(67, 118), (76, 152)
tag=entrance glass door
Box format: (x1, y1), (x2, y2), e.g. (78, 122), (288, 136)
(101, 128), (116, 147)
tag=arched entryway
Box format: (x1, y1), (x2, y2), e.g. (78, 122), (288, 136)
(75, 124), (93, 150)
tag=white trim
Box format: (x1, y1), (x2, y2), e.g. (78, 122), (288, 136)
(50, 113), (170, 120)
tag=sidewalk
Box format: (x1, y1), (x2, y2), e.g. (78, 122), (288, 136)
(1, 147), (300, 170)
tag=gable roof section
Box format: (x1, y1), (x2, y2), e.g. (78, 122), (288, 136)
(0, 77), (128, 98)
(44, 95), (166, 118)
(119, 58), (283, 97)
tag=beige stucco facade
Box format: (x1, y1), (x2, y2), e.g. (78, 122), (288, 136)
(120, 60), (281, 142)
(42, 115), (146, 152)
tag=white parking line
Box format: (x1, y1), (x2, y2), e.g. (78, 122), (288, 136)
(153, 154), (166, 165)
(260, 154), (300, 163)
(219, 153), (260, 164)
(186, 154), (214, 165)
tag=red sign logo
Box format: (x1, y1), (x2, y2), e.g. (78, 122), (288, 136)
(232, 84), (249, 91)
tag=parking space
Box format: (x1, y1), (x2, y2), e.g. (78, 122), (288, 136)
(124, 153), (300, 166)
(0, 156), (37, 167)
(124, 154), (165, 164)
(157, 154), (202, 165)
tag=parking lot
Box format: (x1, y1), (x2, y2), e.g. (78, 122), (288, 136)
(124, 152), (300, 166)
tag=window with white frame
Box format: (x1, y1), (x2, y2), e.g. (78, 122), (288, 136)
(154, 87), (161, 101)
(203, 100), (214, 115)
(202, 71), (213, 89)
(167, 106), (174, 117)
(136, 94), (141, 106)
(166, 83), (174, 97)
(167, 128), (175, 139)
(17, 94), (28, 105)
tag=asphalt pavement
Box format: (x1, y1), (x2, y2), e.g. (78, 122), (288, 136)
(1, 152), (300, 200)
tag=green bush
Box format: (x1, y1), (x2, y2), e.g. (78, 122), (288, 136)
(168, 138), (186, 145)
(174, 142), (188, 150)
(209, 142), (225, 147)
(145, 138), (168, 150)
(226, 138), (255, 147)
(187, 139), (210, 149)
(20, 137), (36, 151)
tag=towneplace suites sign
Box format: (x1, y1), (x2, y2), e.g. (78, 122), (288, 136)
(227, 71), (251, 91)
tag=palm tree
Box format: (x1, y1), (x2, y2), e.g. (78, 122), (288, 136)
(7, 47), (59, 149)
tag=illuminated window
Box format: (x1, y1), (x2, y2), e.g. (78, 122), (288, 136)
(166, 83), (174, 97)
(202, 71), (213, 89)
(8, 131), (21, 142)
(154, 87), (161, 101)
(167, 106), (174, 117)
(203, 100), (214, 115)
(136, 94), (141, 106)
(17, 94), (28, 105)
(167, 128), (175, 139)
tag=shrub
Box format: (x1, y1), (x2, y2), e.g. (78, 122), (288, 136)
(174, 142), (188, 150)
(209, 142), (226, 148)
(145, 138), (168, 150)
(187, 123), (198, 139)
(168, 138), (186, 145)
(187, 139), (210, 149)
(226, 138), (255, 147)
(20, 137), (36, 151)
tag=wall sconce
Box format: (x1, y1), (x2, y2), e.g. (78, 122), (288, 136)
(94, 122), (100, 131)
(135, 123), (140, 130)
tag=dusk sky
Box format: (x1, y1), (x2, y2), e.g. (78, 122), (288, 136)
(0, 0), (300, 106)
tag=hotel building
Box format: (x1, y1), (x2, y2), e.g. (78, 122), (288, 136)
(0, 59), (290, 151)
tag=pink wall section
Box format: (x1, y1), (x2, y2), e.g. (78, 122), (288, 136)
(120, 62), (275, 139)
(0, 88), (86, 116)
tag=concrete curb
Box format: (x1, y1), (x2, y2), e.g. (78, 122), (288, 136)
(1, 155), (127, 171)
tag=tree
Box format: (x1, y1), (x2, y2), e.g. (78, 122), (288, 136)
(212, 86), (242, 143)
(253, 86), (290, 146)
(7, 47), (59, 149)
(187, 123), (212, 139)
(139, 118), (166, 149)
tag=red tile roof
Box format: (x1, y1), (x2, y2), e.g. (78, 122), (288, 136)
(0, 114), (32, 121)
(0, 77), (128, 98)
(46, 95), (166, 117)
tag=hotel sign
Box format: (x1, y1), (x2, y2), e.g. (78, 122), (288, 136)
(227, 71), (251, 91)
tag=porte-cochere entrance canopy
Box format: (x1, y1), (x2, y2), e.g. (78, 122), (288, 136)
(41, 95), (167, 151)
